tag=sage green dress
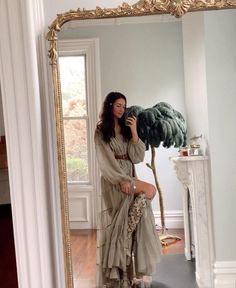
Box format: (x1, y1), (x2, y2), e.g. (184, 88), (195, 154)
(94, 129), (161, 288)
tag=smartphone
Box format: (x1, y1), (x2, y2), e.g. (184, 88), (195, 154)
(125, 113), (133, 126)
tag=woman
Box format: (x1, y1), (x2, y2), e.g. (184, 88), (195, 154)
(95, 92), (161, 288)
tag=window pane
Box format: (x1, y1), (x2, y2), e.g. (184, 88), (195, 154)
(59, 56), (87, 117)
(64, 119), (89, 182)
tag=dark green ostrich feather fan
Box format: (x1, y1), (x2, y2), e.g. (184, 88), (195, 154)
(128, 102), (187, 150)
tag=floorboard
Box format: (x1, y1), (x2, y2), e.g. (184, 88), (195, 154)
(70, 228), (197, 288)
(1, 207), (196, 288)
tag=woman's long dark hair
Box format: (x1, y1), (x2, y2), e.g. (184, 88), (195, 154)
(97, 92), (132, 142)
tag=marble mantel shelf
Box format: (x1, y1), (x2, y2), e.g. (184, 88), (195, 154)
(170, 155), (208, 162)
(170, 155), (213, 288)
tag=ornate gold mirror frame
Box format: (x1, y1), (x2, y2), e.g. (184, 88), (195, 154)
(46, 1), (236, 287)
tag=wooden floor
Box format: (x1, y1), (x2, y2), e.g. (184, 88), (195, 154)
(0, 206), (185, 288)
(70, 229), (185, 288)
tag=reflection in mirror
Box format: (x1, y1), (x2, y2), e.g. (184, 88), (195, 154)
(47, 3), (236, 287)
(58, 15), (186, 288)
(59, 56), (88, 182)
(58, 36), (101, 287)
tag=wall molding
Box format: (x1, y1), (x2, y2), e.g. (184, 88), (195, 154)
(153, 209), (184, 229)
(58, 38), (101, 230)
(0, 0), (61, 287)
(38, 23), (66, 288)
(214, 261), (236, 288)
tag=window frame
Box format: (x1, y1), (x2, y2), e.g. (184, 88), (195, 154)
(58, 38), (101, 228)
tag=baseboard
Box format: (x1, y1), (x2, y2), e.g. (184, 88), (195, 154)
(214, 261), (236, 288)
(153, 210), (184, 229)
(69, 222), (92, 230)
(70, 210), (184, 230)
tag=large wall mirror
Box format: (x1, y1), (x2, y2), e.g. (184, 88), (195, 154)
(47, 1), (236, 287)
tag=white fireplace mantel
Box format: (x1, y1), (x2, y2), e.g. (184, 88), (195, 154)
(171, 156), (214, 288)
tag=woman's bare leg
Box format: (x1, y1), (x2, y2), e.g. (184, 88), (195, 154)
(133, 179), (156, 200)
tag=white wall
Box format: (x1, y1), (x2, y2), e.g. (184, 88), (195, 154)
(0, 1), (59, 287)
(60, 20), (184, 107)
(182, 10), (236, 263)
(204, 10), (236, 261)
(182, 12), (209, 154)
(59, 20), (185, 212)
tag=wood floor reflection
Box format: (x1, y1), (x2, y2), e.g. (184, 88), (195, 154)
(70, 229), (185, 288)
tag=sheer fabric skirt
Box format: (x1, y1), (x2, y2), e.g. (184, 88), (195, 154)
(96, 179), (161, 288)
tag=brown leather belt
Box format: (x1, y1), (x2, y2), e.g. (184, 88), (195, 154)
(115, 154), (135, 176)
(115, 154), (130, 160)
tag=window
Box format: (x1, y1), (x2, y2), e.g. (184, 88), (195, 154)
(58, 39), (100, 229)
(59, 56), (89, 182)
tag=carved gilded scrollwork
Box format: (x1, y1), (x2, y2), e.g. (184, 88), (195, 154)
(167, 0), (194, 17)
(47, 0), (236, 63)
(173, 161), (192, 188)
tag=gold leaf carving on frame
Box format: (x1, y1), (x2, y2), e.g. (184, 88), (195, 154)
(47, 0), (236, 60)
(167, 0), (194, 17)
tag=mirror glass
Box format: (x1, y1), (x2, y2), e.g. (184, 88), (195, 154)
(48, 6), (236, 288)
(57, 14), (186, 288)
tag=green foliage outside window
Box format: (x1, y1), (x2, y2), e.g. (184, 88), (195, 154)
(66, 157), (88, 182)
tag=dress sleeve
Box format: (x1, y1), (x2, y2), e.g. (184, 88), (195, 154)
(127, 138), (146, 164)
(94, 129), (132, 185)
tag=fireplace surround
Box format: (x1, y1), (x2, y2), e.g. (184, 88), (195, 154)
(171, 156), (214, 288)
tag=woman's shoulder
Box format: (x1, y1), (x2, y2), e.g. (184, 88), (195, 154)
(94, 127), (100, 136)
(94, 126), (104, 142)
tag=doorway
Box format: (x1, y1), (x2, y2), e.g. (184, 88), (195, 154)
(0, 85), (18, 288)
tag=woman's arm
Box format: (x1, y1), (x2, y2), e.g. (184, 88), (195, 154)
(128, 138), (145, 164)
(125, 116), (146, 163)
(126, 116), (139, 143)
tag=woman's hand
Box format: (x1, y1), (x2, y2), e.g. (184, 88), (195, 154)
(126, 116), (139, 142)
(120, 181), (131, 194)
(126, 116), (137, 131)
